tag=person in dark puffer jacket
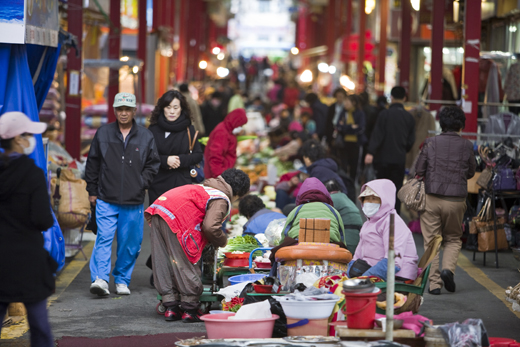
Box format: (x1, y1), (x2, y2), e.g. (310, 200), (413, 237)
(301, 139), (348, 195)
(0, 112), (56, 347)
(85, 92), (160, 297)
(415, 106), (476, 295)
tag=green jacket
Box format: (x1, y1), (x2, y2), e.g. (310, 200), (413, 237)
(282, 202), (345, 243)
(331, 192), (363, 254)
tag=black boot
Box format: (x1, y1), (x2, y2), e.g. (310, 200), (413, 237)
(441, 269), (456, 293)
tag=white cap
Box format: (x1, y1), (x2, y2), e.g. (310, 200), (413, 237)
(113, 92), (136, 108)
(0, 112), (47, 139)
(358, 186), (380, 199)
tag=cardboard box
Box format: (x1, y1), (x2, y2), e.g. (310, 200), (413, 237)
(299, 218), (331, 243)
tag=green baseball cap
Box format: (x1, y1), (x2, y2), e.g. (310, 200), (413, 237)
(113, 92), (136, 108)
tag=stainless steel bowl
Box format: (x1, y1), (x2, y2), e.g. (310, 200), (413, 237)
(342, 279), (375, 293)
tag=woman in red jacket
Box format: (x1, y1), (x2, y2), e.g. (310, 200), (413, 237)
(204, 108), (248, 179)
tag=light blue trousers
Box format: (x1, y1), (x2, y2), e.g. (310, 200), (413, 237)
(90, 199), (144, 285)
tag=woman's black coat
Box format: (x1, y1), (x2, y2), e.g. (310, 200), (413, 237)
(0, 155), (57, 303)
(148, 122), (203, 204)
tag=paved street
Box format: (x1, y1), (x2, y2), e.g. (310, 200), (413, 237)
(2, 222), (520, 346)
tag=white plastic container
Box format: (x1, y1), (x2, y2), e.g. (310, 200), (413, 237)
(278, 299), (339, 319)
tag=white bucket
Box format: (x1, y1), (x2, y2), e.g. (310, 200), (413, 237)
(278, 299), (339, 319)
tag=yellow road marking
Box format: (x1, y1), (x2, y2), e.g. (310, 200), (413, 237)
(457, 252), (520, 320)
(1, 242), (94, 340)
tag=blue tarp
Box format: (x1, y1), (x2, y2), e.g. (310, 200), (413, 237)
(0, 43), (65, 271)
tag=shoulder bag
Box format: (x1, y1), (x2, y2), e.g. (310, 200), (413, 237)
(187, 128), (205, 183)
(397, 178), (426, 212)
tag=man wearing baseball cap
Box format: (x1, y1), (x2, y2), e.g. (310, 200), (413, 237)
(0, 112), (56, 346)
(85, 92), (160, 296)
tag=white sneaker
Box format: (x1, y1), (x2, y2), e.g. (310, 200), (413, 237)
(115, 283), (131, 295)
(90, 277), (110, 296)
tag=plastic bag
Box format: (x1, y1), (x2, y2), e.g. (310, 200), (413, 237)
(234, 300), (271, 319)
(265, 218), (286, 246)
(439, 318), (489, 347)
(295, 273), (320, 288)
(243, 294), (287, 337)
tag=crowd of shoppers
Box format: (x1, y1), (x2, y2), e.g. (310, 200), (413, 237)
(0, 57), (479, 343)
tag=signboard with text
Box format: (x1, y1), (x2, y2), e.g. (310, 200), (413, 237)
(0, 0), (59, 47)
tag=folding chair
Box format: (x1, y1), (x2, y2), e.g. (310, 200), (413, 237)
(375, 235), (443, 314)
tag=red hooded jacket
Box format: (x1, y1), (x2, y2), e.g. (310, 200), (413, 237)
(204, 108), (248, 178)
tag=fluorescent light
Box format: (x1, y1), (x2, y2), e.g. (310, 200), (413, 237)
(318, 63), (329, 73)
(199, 60), (208, 69)
(216, 67), (229, 78)
(328, 65), (337, 74)
(300, 69), (313, 83)
(212, 47), (221, 55)
(291, 47), (299, 55)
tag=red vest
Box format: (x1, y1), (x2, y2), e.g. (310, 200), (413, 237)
(145, 184), (230, 264)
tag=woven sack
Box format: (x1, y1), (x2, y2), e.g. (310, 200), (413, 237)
(397, 178), (426, 212)
(50, 169), (90, 229)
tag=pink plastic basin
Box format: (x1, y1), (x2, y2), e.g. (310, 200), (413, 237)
(200, 312), (279, 339)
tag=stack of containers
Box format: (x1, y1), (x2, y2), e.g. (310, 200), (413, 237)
(278, 298), (339, 336)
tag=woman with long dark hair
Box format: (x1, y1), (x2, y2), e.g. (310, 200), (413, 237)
(336, 94), (367, 182)
(148, 90), (203, 205)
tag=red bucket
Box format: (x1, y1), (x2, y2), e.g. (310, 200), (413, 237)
(341, 289), (381, 329)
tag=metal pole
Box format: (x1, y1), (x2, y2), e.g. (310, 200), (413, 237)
(357, 0), (366, 92)
(377, 0), (388, 96)
(430, 0), (444, 112)
(138, 0), (147, 105)
(462, 0), (482, 134)
(399, 0), (411, 92)
(108, 0), (121, 124)
(385, 213), (395, 341)
(65, 0), (82, 159)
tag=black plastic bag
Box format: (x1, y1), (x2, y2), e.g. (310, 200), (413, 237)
(85, 205), (97, 235)
(240, 288), (287, 337)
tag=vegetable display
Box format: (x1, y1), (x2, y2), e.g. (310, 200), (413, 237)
(218, 235), (260, 258)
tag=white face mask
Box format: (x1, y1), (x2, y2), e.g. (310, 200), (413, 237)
(23, 136), (36, 155)
(232, 126), (243, 135)
(362, 202), (380, 218)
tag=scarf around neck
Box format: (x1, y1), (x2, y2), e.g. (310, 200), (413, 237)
(157, 112), (191, 133)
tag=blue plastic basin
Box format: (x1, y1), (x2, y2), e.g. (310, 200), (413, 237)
(228, 274), (265, 286)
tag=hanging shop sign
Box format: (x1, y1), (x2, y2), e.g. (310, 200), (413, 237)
(25, 0), (59, 47)
(0, 0), (59, 46)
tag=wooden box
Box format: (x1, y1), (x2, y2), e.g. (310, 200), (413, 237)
(299, 218), (331, 243)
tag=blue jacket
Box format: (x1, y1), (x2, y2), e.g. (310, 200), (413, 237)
(243, 209), (286, 235)
(307, 158), (348, 195)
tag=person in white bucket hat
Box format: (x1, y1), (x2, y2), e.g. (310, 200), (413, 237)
(0, 111), (56, 347)
(85, 92), (160, 296)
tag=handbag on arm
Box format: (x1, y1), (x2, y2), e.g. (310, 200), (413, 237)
(187, 128), (205, 184)
(397, 177), (426, 212)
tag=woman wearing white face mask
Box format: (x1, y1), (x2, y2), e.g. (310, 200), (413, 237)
(348, 179), (418, 281)
(0, 112), (57, 347)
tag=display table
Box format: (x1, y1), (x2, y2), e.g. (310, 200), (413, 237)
(335, 326), (423, 347)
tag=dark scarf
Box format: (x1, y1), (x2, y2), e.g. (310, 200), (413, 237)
(157, 112), (191, 133)
(295, 189), (334, 206)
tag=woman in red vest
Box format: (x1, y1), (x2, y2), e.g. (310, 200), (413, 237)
(145, 169), (250, 322)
